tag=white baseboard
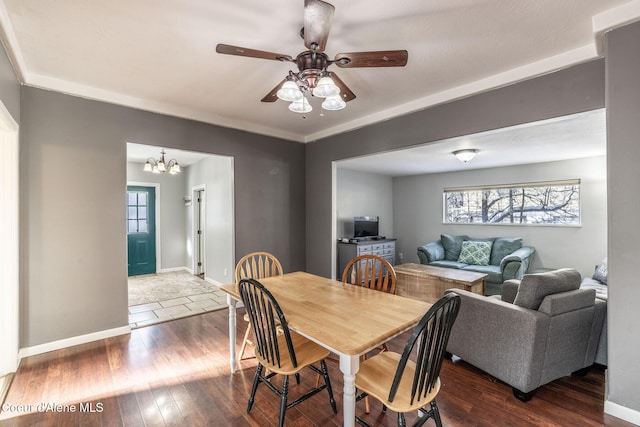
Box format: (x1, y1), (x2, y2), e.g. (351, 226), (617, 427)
(205, 276), (224, 287)
(158, 266), (188, 273)
(605, 400), (640, 426)
(18, 326), (131, 359)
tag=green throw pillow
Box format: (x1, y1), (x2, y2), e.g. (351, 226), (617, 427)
(458, 240), (492, 266)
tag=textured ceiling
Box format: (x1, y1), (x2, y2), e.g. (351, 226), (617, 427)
(337, 109), (606, 176)
(0, 0), (634, 144)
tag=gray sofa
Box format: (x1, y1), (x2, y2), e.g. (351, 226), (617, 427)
(417, 234), (535, 295)
(445, 268), (607, 401)
(580, 257), (608, 365)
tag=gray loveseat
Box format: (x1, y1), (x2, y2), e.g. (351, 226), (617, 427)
(417, 234), (535, 295)
(445, 268), (607, 401)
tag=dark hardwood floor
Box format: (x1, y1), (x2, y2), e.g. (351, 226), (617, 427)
(0, 309), (632, 427)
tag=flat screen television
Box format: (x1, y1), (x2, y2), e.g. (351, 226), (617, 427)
(354, 216), (379, 238)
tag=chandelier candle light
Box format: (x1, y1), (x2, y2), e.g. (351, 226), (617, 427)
(144, 149), (181, 174)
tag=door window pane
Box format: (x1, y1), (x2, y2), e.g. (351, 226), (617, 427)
(128, 207), (138, 219)
(127, 190), (151, 234)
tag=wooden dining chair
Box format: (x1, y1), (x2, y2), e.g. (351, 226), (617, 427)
(343, 254), (397, 413)
(342, 254), (397, 295)
(354, 293), (461, 427)
(239, 278), (337, 427)
(235, 251), (284, 365)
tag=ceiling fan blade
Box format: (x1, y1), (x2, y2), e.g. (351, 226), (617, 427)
(216, 44), (292, 62)
(334, 50), (408, 68)
(328, 72), (356, 102)
(261, 79), (287, 102)
(303, 0), (335, 52)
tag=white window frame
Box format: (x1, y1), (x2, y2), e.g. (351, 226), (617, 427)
(443, 179), (581, 226)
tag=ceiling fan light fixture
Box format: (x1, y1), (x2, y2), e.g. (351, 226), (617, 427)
(277, 80), (303, 102)
(289, 96), (313, 113)
(313, 76), (339, 98)
(453, 149), (478, 163)
(322, 94), (346, 111)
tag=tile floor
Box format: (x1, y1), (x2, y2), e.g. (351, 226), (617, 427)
(128, 289), (228, 328)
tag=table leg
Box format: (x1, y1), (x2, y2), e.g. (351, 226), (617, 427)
(226, 295), (237, 373)
(339, 354), (360, 427)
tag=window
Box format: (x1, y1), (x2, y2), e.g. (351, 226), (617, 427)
(127, 191), (149, 233)
(443, 179), (580, 225)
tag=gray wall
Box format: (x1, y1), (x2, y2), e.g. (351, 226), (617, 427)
(127, 161), (187, 271)
(605, 21), (640, 415)
(393, 156), (607, 277)
(20, 86), (305, 347)
(184, 155), (234, 284)
(336, 168), (393, 239)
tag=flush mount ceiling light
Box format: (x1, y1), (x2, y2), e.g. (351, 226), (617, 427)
(215, 0), (408, 115)
(144, 149), (181, 175)
(453, 149), (478, 163)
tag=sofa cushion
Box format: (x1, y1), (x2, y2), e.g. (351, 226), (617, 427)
(513, 268), (581, 310)
(461, 264), (502, 284)
(430, 260), (467, 269)
(592, 257), (608, 285)
(490, 237), (523, 266)
(441, 234), (469, 261)
(580, 277), (608, 300)
(458, 240), (492, 266)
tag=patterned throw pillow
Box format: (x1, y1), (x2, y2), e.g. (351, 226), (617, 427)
(592, 257), (608, 285)
(457, 240), (492, 266)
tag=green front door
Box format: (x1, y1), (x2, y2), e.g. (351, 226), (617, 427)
(127, 186), (156, 276)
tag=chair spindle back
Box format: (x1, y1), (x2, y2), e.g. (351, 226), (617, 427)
(342, 254), (397, 294)
(238, 278), (297, 369)
(389, 292), (461, 405)
(235, 251), (283, 283)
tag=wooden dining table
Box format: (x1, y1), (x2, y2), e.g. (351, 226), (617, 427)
(219, 271), (431, 427)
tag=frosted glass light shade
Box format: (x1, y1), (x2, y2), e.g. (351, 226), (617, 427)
(313, 76), (339, 98)
(277, 80), (303, 102)
(157, 161), (166, 172)
(144, 162), (153, 172)
(152, 164), (160, 174)
(453, 149), (478, 163)
(321, 94), (346, 111)
(169, 163), (181, 174)
(289, 96), (312, 113)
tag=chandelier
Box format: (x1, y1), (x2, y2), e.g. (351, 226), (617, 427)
(143, 149), (181, 174)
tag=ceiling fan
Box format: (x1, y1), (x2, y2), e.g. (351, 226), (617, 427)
(216, 0), (408, 113)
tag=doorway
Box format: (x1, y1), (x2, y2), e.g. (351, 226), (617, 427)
(0, 100), (19, 388)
